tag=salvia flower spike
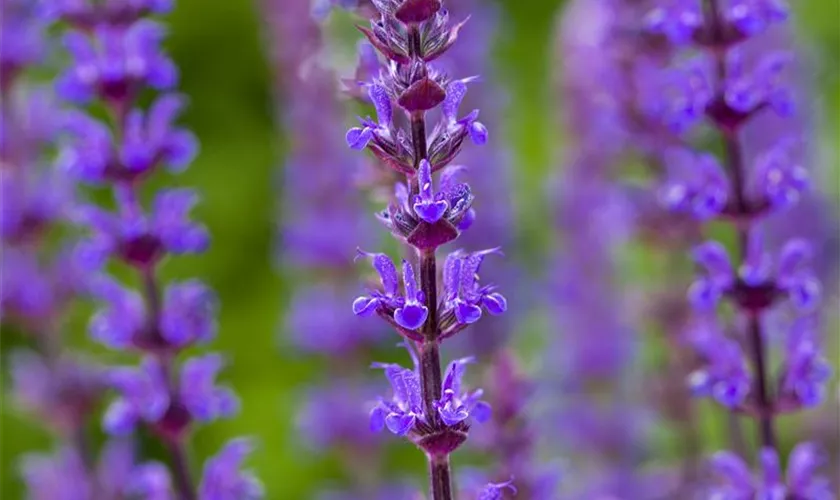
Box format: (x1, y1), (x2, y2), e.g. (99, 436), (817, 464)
(647, 0), (832, 490)
(47, 1), (261, 498)
(343, 1), (508, 498)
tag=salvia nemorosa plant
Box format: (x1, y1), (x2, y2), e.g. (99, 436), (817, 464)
(39, 0), (261, 498)
(645, 0), (834, 496)
(342, 1), (509, 498)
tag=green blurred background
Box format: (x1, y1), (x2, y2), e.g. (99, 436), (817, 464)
(1, 0), (838, 497)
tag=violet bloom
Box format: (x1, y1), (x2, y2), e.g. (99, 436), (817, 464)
(710, 444), (833, 500)
(646, 0), (832, 490)
(19, 440), (173, 500)
(370, 348), (491, 437)
(198, 439), (263, 500)
(104, 354), (239, 438)
(9, 350), (104, 435)
(57, 96), (197, 184)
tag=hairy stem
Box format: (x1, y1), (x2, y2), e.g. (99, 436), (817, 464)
(429, 455), (454, 500)
(167, 439), (198, 500)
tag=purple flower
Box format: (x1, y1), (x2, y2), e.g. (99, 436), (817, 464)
(710, 444), (833, 500)
(88, 276), (217, 349)
(442, 248), (507, 326)
(687, 334), (751, 408)
(660, 149), (729, 220)
(73, 188), (208, 270)
(353, 251), (428, 331)
(0, 248), (56, 321)
(103, 354), (238, 437)
(688, 238), (820, 312)
(9, 349), (104, 433)
(644, 0), (788, 45)
(778, 318), (831, 409)
(370, 348), (490, 436)
(0, 0), (46, 81)
(198, 439), (264, 500)
(19, 447), (93, 500)
(375, 167), (476, 249)
(754, 140), (809, 210)
(19, 440), (173, 500)
(39, 0), (173, 27)
(644, 0), (704, 45)
(0, 166), (74, 242)
(477, 479), (517, 500)
(57, 21), (177, 103)
(58, 97), (196, 183)
(436, 357), (492, 426)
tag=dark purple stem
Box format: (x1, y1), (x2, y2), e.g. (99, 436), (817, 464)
(705, 0), (777, 450)
(406, 24), (451, 496)
(429, 455), (454, 500)
(167, 439), (198, 500)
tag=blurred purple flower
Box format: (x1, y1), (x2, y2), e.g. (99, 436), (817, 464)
(57, 96), (197, 183)
(20, 440), (173, 500)
(57, 21), (177, 103)
(103, 354), (238, 438)
(198, 439), (264, 500)
(88, 275), (217, 349)
(10, 350), (104, 434)
(73, 188), (209, 270)
(710, 444), (833, 500)
(370, 349), (490, 436)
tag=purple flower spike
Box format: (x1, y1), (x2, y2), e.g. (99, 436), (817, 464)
(478, 478), (517, 500)
(394, 260), (428, 330)
(413, 159), (449, 223)
(199, 439), (264, 500)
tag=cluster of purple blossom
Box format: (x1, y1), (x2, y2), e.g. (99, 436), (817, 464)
(2, 0), (260, 498)
(645, 0), (833, 497)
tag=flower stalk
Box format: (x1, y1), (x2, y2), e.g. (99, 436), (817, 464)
(346, 1), (507, 498)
